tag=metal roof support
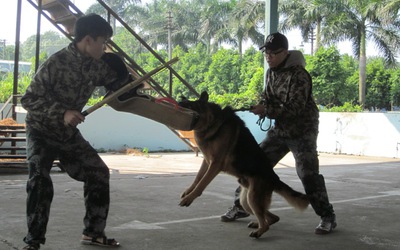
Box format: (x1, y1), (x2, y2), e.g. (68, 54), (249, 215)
(12, 0), (23, 121)
(263, 0), (279, 80)
(35, 0), (42, 73)
(265, 0), (279, 35)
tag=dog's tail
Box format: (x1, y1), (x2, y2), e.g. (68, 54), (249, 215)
(273, 178), (309, 211)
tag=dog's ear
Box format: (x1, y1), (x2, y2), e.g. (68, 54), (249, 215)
(180, 95), (188, 102)
(200, 91), (209, 103)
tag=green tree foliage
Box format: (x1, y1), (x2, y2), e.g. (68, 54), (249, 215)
(1, 45), (16, 60)
(134, 49), (172, 96)
(0, 72), (32, 102)
(0, 73), (13, 102)
(236, 47), (264, 106)
(201, 48), (241, 95)
(20, 31), (70, 61)
(95, 0), (265, 57)
(207, 47), (264, 109)
(280, 0), (400, 108)
(322, 0), (400, 107)
(338, 54), (359, 105)
(112, 28), (142, 59)
(279, 0), (336, 51)
(365, 57), (392, 110)
(306, 46), (350, 107)
(172, 44), (212, 99)
(389, 67), (400, 109)
(29, 52), (49, 73)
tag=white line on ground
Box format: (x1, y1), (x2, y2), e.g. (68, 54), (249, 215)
(111, 190), (400, 230)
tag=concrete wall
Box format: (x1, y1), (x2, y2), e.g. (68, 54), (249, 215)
(317, 112), (400, 158)
(2, 104), (400, 158)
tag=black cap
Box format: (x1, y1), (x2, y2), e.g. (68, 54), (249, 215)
(259, 32), (289, 52)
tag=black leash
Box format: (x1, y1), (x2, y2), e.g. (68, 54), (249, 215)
(233, 106), (272, 132)
(256, 116), (272, 132)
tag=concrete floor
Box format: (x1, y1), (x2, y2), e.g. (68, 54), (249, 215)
(0, 152), (399, 250)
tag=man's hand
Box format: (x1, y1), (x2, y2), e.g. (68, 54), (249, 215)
(250, 104), (265, 116)
(64, 110), (85, 127)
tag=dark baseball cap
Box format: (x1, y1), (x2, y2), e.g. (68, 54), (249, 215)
(259, 32), (289, 52)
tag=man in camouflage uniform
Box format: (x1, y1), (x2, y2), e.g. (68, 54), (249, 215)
(221, 32), (337, 235)
(21, 14), (121, 250)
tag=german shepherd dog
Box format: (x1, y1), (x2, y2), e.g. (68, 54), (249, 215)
(178, 91), (309, 238)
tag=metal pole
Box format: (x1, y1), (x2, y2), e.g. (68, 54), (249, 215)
(13, 0), (23, 121)
(167, 11), (173, 96)
(35, 0), (42, 73)
(264, 0), (279, 78)
(265, 0), (279, 34)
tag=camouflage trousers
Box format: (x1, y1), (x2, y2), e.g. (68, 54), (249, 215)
(23, 128), (110, 245)
(234, 129), (334, 218)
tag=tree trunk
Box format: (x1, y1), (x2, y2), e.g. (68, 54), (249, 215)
(238, 38), (243, 59)
(206, 37), (211, 55)
(359, 28), (367, 108)
(315, 19), (322, 52)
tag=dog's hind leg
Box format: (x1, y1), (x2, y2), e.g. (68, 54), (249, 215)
(246, 183), (273, 238)
(247, 210), (280, 229)
(265, 210), (280, 225)
(239, 186), (252, 214)
(240, 187), (279, 229)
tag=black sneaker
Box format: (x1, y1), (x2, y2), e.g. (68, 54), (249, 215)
(221, 206), (250, 222)
(315, 214), (337, 234)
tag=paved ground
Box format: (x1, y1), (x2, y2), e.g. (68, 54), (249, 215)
(0, 152), (399, 250)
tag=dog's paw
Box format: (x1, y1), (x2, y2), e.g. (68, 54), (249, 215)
(249, 227), (269, 238)
(247, 221), (258, 229)
(266, 212), (280, 225)
(249, 231), (261, 238)
(181, 188), (194, 198)
(179, 196), (194, 207)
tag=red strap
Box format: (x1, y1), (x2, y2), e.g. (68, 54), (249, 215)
(155, 97), (179, 109)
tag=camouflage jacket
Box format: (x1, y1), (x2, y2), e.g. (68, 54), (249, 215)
(262, 50), (319, 138)
(21, 42), (118, 141)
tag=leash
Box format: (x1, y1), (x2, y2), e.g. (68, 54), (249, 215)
(256, 116), (272, 132)
(233, 106), (272, 132)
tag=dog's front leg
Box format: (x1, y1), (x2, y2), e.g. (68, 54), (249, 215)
(179, 160), (221, 207)
(181, 159), (209, 198)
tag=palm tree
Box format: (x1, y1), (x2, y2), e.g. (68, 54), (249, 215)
(198, 0), (233, 54)
(229, 0), (265, 58)
(323, 0), (400, 107)
(279, 0), (337, 53)
(379, 0), (400, 23)
(170, 1), (203, 49)
(87, 0), (143, 30)
(145, 4), (170, 49)
(134, 0), (205, 52)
